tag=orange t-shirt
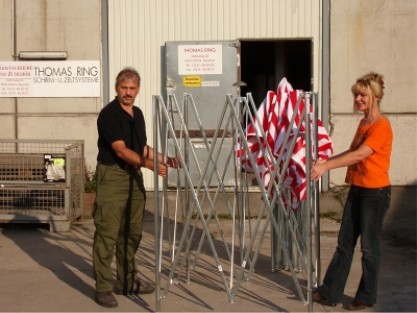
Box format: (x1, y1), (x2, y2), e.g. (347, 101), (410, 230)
(345, 117), (393, 188)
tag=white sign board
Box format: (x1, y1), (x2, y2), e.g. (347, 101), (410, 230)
(177, 44), (222, 75)
(0, 60), (100, 97)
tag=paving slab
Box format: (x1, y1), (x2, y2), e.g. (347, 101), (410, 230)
(0, 187), (415, 312)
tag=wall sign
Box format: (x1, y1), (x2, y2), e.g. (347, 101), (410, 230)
(0, 60), (100, 97)
(177, 44), (222, 75)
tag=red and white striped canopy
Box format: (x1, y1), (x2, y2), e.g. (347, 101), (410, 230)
(236, 78), (333, 209)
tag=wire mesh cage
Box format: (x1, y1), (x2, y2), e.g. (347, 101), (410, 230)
(0, 139), (84, 231)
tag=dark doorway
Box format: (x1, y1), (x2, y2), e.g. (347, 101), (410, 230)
(240, 40), (312, 106)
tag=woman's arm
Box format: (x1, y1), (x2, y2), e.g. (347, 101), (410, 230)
(311, 144), (373, 181)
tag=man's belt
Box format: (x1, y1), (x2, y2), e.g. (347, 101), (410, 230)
(98, 160), (137, 172)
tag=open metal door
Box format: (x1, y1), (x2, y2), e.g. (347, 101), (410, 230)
(164, 40), (241, 187)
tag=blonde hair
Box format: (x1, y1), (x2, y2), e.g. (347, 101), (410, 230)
(351, 72), (385, 102)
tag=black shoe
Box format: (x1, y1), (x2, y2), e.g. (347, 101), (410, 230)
(95, 291), (118, 308)
(312, 290), (337, 307)
(114, 279), (155, 295)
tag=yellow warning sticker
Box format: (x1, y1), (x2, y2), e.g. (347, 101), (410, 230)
(183, 76), (201, 87)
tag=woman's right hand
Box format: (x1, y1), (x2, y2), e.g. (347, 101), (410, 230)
(311, 159), (328, 181)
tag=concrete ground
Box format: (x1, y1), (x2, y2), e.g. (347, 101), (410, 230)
(0, 186), (415, 312)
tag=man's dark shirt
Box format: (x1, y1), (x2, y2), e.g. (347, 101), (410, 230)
(97, 97), (147, 168)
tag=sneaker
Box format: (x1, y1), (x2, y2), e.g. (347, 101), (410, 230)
(114, 279), (155, 295)
(95, 291), (118, 308)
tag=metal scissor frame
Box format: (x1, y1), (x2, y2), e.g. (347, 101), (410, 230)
(152, 92), (321, 312)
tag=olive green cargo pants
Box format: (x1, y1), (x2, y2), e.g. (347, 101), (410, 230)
(92, 163), (146, 293)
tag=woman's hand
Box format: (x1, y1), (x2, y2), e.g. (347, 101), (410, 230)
(311, 159), (327, 181)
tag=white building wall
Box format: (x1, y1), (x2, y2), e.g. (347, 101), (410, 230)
(329, 0), (417, 186)
(2, 0), (413, 190)
(107, 0), (323, 188)
(0, 0), (102, 174)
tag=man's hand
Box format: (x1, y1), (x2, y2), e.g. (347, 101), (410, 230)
(166, 156), (182, 169)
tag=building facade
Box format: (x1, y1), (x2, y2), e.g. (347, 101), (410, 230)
(1, 0), (415, 188)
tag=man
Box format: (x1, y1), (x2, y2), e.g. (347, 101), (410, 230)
(93, 67), (179, 308)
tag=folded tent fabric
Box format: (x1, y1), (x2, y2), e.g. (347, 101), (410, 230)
(236, 77), (333, 209)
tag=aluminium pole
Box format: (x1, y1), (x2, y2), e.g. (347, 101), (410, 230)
(304, 92), (314, 311)
(153, 96), (161, 312)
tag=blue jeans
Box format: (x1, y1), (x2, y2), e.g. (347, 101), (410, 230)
(318, 185), (391, 305)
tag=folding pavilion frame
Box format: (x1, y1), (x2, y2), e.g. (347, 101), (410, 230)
(152, 92), (322, 312)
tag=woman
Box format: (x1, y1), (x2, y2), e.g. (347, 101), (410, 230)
(311, 72), (392, 310)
